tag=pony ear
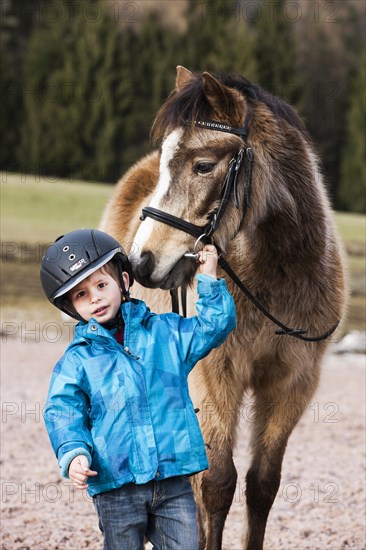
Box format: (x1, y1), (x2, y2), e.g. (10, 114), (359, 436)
(176, 66), (194, 91)
(202, 72), (246, 125)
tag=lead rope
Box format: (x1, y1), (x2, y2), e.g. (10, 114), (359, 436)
(217, 256), (339, 342)
(172, 252), (339, 341)
(164, 236), (339, 342)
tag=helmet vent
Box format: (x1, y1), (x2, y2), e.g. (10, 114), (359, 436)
(91, 230), (102, 255)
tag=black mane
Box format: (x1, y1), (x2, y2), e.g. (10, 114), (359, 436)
(152, 72), (307, 142)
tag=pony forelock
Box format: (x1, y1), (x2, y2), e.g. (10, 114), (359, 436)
(151, 72), (308, 144)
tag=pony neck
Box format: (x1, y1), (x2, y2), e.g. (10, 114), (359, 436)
(237, 200), (329, 282)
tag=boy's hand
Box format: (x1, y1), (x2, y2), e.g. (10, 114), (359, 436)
(69, 455), (98, 490)
(198, 244), (218, 279)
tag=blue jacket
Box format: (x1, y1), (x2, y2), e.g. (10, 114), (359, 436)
(44, 274), (236, 496)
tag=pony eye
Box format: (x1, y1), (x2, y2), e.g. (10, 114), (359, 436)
(194, 162), (216, 174)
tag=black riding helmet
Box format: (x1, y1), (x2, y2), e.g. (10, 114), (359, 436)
(40, 229), (134, 320)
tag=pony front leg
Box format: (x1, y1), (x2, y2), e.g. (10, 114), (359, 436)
(243, 362), (320, 550)
(189, 345), (245, 549)
(201, 445), (237, 549)
(192, 440), (237, 550)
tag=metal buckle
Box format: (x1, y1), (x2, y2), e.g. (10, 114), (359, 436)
(184, 233), (214, 261)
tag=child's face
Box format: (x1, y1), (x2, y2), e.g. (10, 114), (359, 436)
(69, 268), (129, 323)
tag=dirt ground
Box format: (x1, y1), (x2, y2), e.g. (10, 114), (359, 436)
(1, 326), (365, 550)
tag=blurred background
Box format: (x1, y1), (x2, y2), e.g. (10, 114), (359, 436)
(1, 0), (365, 333)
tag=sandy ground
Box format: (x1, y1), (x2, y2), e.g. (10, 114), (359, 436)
(1, 329), (365, 550)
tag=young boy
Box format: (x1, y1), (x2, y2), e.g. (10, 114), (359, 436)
(41, 228), (236, 550)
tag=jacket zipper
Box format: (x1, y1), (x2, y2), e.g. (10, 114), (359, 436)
(123, 346), (140, 361)
(121, 304), (140, 360)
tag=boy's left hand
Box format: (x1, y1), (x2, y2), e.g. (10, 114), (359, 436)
(69, 454), (98, 490)
(198, 244), (218, 279)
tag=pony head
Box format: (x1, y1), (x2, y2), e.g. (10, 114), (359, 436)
(132, 66), (315, 289)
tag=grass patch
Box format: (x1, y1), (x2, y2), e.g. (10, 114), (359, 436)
(336, 212), (366, 244)
(346, 295), (366, 331)
(1, 172), (113, 243)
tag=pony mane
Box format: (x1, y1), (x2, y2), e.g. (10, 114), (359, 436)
(152, 72), (308, 143)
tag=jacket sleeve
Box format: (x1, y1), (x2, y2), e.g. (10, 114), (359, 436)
(174, 274), (236, 373)
(43, 351), (93, 478)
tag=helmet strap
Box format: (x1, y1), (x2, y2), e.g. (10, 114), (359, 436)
(56, 297), (85, 322)
(121, 284), (131, 303)
(116, 261), (131, 302)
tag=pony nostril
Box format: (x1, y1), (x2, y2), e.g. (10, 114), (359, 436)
(135, 251), (155, 280)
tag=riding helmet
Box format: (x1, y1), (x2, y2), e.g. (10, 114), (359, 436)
(40, 229), (134, 320)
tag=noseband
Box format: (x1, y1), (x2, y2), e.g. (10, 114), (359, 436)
(139, 116), (339, 342)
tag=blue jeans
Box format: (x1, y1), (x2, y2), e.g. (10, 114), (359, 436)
(93, 476), (198, 550)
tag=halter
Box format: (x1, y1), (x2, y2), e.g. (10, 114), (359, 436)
(139, 116), (339, 342)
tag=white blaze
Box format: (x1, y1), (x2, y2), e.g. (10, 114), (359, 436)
(133, 128), (183, 256)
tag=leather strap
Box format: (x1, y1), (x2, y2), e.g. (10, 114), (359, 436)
(218, 256), (339, 342)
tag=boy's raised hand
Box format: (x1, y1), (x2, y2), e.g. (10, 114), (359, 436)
(69, 454), (98, 490)
(198, 244), (218, 279)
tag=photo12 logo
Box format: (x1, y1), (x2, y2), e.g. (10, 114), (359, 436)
(200, 1), (340, 24)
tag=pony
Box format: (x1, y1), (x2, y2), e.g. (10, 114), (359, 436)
(100, 66), (346, 549)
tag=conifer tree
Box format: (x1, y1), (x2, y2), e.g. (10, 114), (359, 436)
(297, 0), (364, 207)
(253, 0), (300, 106)
(180, 0), (256, 79)
(338, 55), (366, 213)
(19, 0), (131, 182)
(0, 51), (23, 168)
(120, 12), (179, 165)
(0, 0), (49, 169)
